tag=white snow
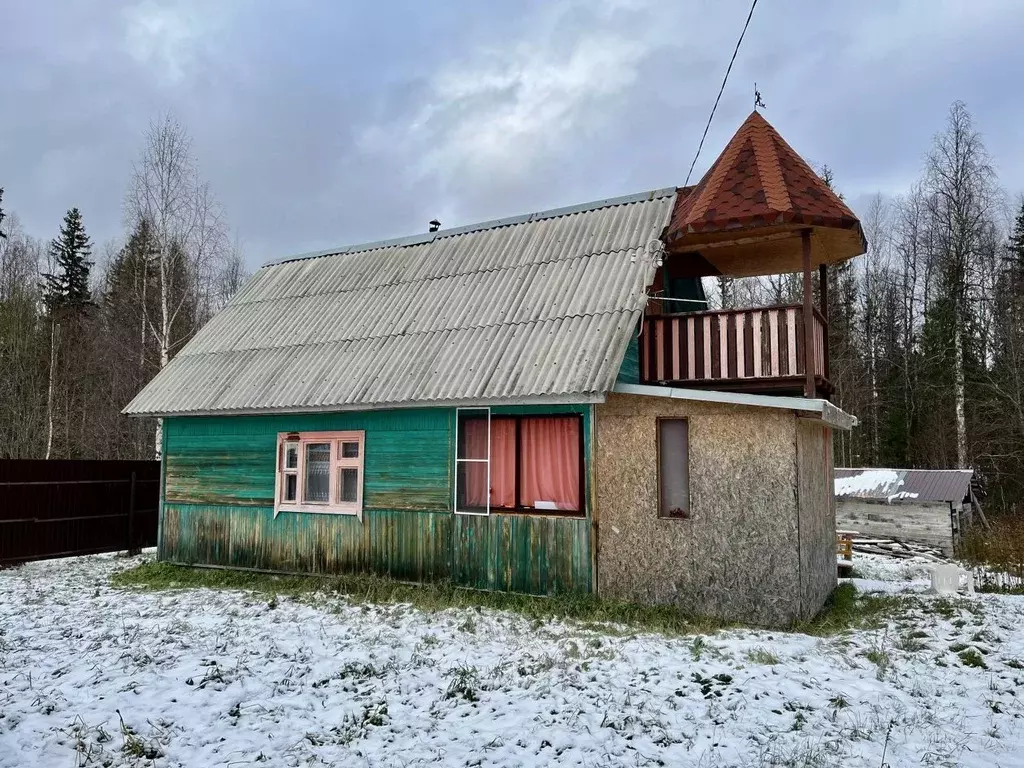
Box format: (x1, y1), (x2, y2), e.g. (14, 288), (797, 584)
(3, 554), (1024, 767)
(835, 469), (901, 497)
(886, 491), (920, 503)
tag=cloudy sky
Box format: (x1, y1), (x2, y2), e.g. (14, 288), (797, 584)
(2, 0), (1022, 269)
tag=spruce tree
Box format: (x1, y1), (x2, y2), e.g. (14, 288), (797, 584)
(43, 207), (92, 312)
(1007, 200), (1024, 280)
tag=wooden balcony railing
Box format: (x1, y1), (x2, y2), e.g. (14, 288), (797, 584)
(639, 304), (830, 396)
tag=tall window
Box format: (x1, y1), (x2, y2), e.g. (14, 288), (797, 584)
(658, 419), (690, 519)
(455, 409), (583, 516)
(275, 431), (364, 517)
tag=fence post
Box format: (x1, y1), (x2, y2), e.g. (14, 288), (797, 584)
(128, 471), (139, 556)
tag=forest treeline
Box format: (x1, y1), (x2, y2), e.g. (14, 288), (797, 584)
(2, 103), (1023, 511)
(724, 102), (1024, 512)
(0, 116), (246, 462)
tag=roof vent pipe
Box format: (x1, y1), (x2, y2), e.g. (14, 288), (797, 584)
(429, 219), (441, 232)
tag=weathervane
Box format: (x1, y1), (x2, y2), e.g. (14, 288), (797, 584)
(754, 83), (766, 111)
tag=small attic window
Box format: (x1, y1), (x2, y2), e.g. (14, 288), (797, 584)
(275, 431), (364, 518)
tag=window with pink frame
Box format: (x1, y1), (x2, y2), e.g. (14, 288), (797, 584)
(275, 431), (364, 517)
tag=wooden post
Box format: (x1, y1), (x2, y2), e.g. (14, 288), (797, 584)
(819, 262), (830, 383)
(818, 263), (829, 321)
(128, 470), (138, 555)
(802, 229), (815, 398)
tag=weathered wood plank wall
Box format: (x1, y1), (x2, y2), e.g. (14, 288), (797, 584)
(836, 499), (954, 554)
(161, 405), (591, 594)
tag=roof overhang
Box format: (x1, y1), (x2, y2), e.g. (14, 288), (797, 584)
(664, 223), (867, 278)
(612, 382), (857, 431)
(124, 392), (606, 419)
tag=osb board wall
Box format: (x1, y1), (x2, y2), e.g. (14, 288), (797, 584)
(837, 499), (954, 555)
(795, 420), (836, 619)
(594, 393), (802, 626)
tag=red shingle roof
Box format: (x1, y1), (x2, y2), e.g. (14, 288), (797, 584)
(666, 111), (861, 242)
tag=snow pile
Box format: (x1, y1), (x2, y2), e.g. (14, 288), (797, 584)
(3, 554), (1024, 767)
(835, 469), (902, 497)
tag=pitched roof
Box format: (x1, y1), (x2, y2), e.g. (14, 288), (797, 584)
(666, 111), (861, 239)
(834, 468), (974, 504)
(124, 189), (677, 416)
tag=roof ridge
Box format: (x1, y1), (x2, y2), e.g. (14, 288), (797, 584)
(261, 187), (677, 269)
(177, 307), (644, 359)
(754, 131), (791, 212)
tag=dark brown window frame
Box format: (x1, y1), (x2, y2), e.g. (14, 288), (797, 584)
(656, 417), (691, 520)
(455, 412), (586, 518)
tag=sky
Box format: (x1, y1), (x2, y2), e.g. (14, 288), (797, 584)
(2, 0), (1023, 270)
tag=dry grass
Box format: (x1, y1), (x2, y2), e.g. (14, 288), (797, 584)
(111, 562), (903, 637)
(960, 517), (1024, 591)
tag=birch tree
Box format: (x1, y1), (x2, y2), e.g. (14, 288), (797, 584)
(923, 101), (1000, 469)
(124, 115), (229, 458)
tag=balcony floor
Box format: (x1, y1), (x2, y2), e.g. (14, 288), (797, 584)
(645, 375), (833, 400)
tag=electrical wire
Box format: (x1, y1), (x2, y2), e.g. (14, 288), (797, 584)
(683, 0), (759, 187)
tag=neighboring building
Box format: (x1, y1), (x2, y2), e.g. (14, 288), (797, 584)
(835, 468), (976, 555)
(125, 111), (862, 626)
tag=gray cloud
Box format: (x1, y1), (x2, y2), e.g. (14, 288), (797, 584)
(1, 0), (1022, 268)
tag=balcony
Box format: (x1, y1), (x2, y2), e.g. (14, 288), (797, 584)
(638, 304), (831, 399)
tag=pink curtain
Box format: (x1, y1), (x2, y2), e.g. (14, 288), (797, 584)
(462, 418), (516, 508)
(520, 417), (580, 511)
(489, 419), (516, 508)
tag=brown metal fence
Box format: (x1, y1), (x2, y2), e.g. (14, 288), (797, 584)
(0, 460), (160, 565)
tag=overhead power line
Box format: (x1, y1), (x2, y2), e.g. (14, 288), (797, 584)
(684, 0), (760, 187)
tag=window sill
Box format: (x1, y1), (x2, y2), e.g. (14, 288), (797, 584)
(658, 512), (692, 521)
(274, 504), (362, 518)
(456, 508), (585, 519)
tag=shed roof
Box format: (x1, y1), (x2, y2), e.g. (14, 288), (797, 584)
(834, 468), (974, 504)
(124, 188), (677, 416)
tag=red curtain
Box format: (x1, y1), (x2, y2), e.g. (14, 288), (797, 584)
(520, 417), (580, 511)
(462, 418), (515, 508)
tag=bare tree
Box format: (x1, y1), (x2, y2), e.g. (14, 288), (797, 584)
(924, 101), (1000, 469)
(214, 237), (249, 311)
(124, 115), (229, 457)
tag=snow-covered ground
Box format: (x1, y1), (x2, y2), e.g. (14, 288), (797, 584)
(3, 555), (1024, 767)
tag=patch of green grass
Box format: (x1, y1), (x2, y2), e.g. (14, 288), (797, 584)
(746, 647), (781, 665)
(796, 583), (908, 636)
(958, 648), (987, 669)
(111, 562), (731, 637)
(897, 633), (927, 652)
(112, 563), (905, 639)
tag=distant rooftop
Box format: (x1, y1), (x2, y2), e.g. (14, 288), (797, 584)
(835, 468), (974, 504)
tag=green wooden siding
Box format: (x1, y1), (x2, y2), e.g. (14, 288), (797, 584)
(160, 405), (592, 594)
(617, 334), (640, 385)
(165, 409), (451, 511)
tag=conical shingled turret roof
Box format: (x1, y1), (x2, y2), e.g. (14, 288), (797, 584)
(664, 111), (866, 276)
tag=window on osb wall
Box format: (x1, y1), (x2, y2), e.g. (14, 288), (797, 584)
(657, 418), (690, 519)
(275, 431), (364, 518)
(454, 409), (584, 516)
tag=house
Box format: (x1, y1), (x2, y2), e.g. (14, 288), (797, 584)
(124, 111), (862, 626)
(835, 468), (979, 555)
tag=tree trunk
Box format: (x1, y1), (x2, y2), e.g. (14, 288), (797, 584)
(45, 318), (58, 460)
(953, 321), (968, 468)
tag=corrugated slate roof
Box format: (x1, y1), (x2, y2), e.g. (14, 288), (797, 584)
(124, 188), (677, 416)
(834, 468), (974, 504)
